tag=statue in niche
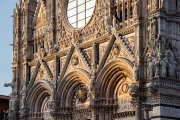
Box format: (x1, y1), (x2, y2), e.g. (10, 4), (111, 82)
(105, 13), (111, 33)
(44, 40), (49, 54)
(13, 44), (18, 62)
(48, 40), (53, 54)
(4, 79), (19, 110)
(129, 83), (139, 97)
(9, 94), (13, 110)
(113, 16), (117, 29)
(113, 44), (120, 56)
(153, 0), (158, 9)
(72, 55), (79, 66)
(133, 0), (139, 16)
(154, 57), (160, 77)
(22, 41), (27, 60)
(52, 80), (57, 100)
(100, 16), (105, 31)
(147, 57), (154, 79)
(160, 54), (168, 77)
(61, 27), (66, 38)
(148, 78), (157, 94)
(21, 82), (26, 108)
(151, 17), (157, 39)
(53, 44), (59, 53)
(161, 0), (165, 8)
(167, 63), (175, 78)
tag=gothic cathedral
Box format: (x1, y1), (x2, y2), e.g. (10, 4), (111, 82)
(5, 0), (180, 119)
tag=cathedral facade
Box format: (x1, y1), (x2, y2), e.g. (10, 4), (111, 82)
(4, 0), (180, 119)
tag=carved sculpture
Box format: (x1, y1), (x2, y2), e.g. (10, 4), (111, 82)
(72, 55), (79, 66)
(161, 0), (165, 8)
(113, 16), (117, 29)
(21, 82), (26, 108)
(105, 13), (111, 33)
(112, 43), (120, 56)
(76, 86), (88, 103)
(133, 0), (139, 16)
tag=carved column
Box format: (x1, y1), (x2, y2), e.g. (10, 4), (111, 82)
(135, 98), (141, 120)
(49, 100), (59, 120)
(104, 107), (113, 120)
(129, 83), (141, 120)
(91, 107), (97, 120)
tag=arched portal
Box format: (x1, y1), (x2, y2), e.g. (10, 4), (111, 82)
(26, 80), (52, 119)
(56, 69), (92, 119)
(96, 59), (135, 119)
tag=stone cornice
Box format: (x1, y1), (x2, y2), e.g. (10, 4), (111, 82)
(113, 111), (135, 119)
(149, 12), (180, 23)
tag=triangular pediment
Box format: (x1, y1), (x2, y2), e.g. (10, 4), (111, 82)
(105, 39), (133, 64)
(64, 49), (90, 77)
(59, 45), (91, 80)
(33, 0), (46, 27)
(96, 33), (135, 74)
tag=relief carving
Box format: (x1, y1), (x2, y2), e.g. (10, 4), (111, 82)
(133, 0), (139, 17)
(75, 86), (89, 103)
(72, 54), (79, 67)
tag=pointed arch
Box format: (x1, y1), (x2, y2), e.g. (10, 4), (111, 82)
(26, 80), (52, 119)
(96, 58), (134, 98)
(56, 68), (90, 110)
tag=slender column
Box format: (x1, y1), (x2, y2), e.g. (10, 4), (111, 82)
(92, 107), (97, 120)
(135, 100), (141, 120)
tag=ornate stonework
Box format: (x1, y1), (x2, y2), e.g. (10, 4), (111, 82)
(4, 0), (180, 119)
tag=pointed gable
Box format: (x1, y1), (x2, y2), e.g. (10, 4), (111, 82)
(33, 0), (46, 27)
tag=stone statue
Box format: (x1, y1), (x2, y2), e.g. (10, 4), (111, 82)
(61, 27), (66, 38)
(13, 50), (18, 62)
(44, 40), (49, 54)
(12, 95), (19, 110)
(48, 41), (53, 54)
(21, 82), (26, 108)
(151, 17), (157, 39)
(52, 80), (57, 100)
(161, 0), (165, 8)
(133, 0), (139, 16)
(154, 57), (160, 77)
(147, 57), (154, 78)
(148, 78), (157, 94)
(113, 44), (120, 56)
(129, 83), (139, 97)
(100, 16), (105, 31)
(160, 54), (168, 77)
(72, 55), (79, 66)
(113, 16), (117, 29)
(153, 0), (158, 9)
(105, 13), (111, 33)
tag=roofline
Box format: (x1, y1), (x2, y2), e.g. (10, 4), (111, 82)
(0, 95), (9, 100)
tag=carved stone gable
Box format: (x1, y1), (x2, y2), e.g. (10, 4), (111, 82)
(33, 0), (46, 27)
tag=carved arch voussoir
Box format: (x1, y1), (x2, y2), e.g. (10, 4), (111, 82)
(57, 70), (90, 108)
(96, 59), (133, 98)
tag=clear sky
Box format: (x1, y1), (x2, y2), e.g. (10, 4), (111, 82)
(0, 0), (17, 95)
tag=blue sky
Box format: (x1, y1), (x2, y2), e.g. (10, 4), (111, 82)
(0, 0), (17, 95)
